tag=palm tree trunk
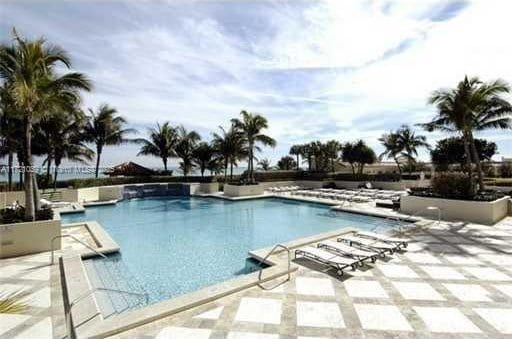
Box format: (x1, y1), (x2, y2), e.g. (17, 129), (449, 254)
(249, 145), (254, 183)
(224, 159), (228, 182)
(32, 173), (40, 212)
(53, 165), (59, 190)
(296, 154), (300, 171)
(462, 134), (474, 193)
(46, 156), (52, 186)
(230, 162), (233, 180)
(394, 157), (402, 175)
(95, 146), (102, 178)
(469, 133), (485, 191)
(23, 116), (35, 221)
(7, 151), (13, 191)
(163, 158), (168, 172)
(17, 155), (23, 190)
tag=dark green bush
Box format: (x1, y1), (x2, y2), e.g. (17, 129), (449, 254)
(431, 172), (473, 199)
(333, 173), (401, 182)
(0, 206), (54, 224)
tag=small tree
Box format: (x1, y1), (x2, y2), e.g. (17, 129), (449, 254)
(193, 142), (215, 177)
(431, 137), (497, 171)
(342, 140), (376, 175)
(277, 156), (297, 170)
(257, 158), (272, 171)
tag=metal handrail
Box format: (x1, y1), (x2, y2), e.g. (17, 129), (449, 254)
(51, 235), (107, 265)
(256, 244), (291, 290)
(66, 287), (149, 339)
(394, 206), (442, 233)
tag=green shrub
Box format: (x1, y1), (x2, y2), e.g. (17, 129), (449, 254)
(333, 173), (401, 182)
(0, 206), (53, 224)
(431, 172), (473, 199)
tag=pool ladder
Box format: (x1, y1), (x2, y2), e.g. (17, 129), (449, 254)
(256, 244), (292, 290)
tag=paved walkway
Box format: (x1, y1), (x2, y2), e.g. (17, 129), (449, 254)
(0, 224), (96, 339)
(113, 218), (512, 339)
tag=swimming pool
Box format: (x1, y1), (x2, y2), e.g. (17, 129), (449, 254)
(61, 197), (400, 310)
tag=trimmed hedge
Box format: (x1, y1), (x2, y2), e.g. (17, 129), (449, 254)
(332, 173), (401, 182)
(0, 206), (53, 224)
(57, 175), (216, 189)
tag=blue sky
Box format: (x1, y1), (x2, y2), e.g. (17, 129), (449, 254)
(1, 0), (512, 168)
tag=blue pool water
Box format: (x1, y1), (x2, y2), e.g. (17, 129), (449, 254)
(61, 197), (400, 306)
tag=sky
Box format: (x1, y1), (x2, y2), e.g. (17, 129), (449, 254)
(1, 0), (512, 169)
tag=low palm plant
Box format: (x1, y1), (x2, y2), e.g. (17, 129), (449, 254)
(0, 290), (26, 314)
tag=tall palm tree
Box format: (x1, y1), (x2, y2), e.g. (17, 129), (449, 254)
(175, 125), (200, 177)
(378, 132), (403, 174)
(0, 85), (22, 191)
(289, 145), (301, 171)
(52, 114), (94, 188)
(325, 140), (342, 172)
(396, 125), (430, 175)
(193, 142), (215, 177)
(212, 125), (245, 180)
(0, 29), (92, 220)
(420, 76), (512, 191)
(231, 110), (276, 184)
(85, 104), (133, 178)
(136, 122), (177, 173)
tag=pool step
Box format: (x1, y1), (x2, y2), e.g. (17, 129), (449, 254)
(83, 256), (149, 319)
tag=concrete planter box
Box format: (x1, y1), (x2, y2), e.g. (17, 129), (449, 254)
(0, 217), (61, 258)
(224, 183), (265, 197)
(199, 182), (219, 194)
(400, 195), (510, 225)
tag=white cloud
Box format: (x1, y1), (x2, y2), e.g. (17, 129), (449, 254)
(1, 0), (511, 167)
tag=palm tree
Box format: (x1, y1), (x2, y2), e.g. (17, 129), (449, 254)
(257, 158), (272, 171)
(212, 125), (245, 180)
(342, 140), (376, 175)
(420, 76), (512, 191)
(276, 156), (296, 170)
(289, 145), (301, 170)
(193, 142), (215, 177)
(175, 125), (200, 177)
(231, 110), (276, 184)
(85, 104), (133, 178)
(396, 125), (429, 175)
(136, 122), (177, 173)
(52, 114), (94, 188)
(0, 29), (92, 220)
(0, 85), (22, 191)
(325, 140), (342, 172)
(378, 132), (403, 174)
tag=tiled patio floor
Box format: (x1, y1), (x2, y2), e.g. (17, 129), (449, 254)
(113, 217), (512, 339)
(0, 224), (97, 339)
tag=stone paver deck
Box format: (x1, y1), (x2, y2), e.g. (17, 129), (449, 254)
(0, 224), (97, 339)
(112, 217), (512, 339)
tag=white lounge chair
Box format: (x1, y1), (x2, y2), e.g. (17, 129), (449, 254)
(295, 246), (359, 276)
(318, 240), (378, 265)
(338, 234), (397, 256)
(40, 198), (71, 208)
(355, 231), (409, 249)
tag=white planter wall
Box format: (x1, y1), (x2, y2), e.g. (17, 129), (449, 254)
(0, 218), (61, 258)
(400, 195), (510, 225)
(224, 184), (265, 197)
